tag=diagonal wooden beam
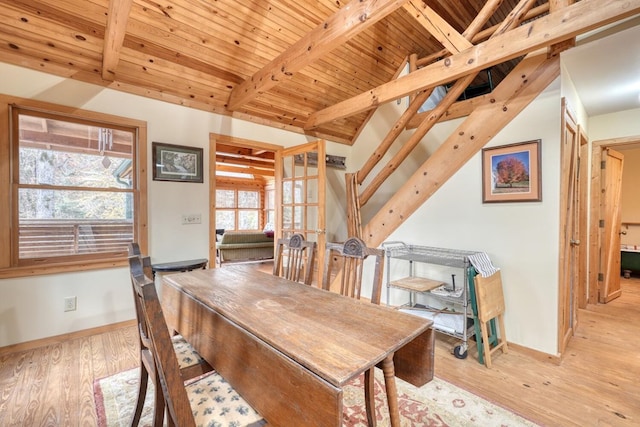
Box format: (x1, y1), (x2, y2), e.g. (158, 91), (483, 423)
(362, 50), (561, 247)
(402, 1), (472, 53)
(226, 0), (411, 111)
(102, 0), (133, 81)
(305, 0), (640, 129)
(356, 0), (521, 186)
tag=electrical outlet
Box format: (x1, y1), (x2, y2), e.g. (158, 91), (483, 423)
(181, 214), (201, 225)
(64, 296), (77, 312)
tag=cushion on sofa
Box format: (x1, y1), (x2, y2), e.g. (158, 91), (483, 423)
(217, 231), (274, 263)
(219, 232), (274, 245)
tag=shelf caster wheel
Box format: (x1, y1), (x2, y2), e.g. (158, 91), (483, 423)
(453, 345), (468, 359)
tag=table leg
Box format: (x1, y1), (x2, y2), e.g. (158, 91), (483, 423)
(364, 368), (376, 427)
(381, 355), (400, 427)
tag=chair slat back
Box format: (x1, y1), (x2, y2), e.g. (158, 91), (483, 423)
(273, 233), (317, 285)
(129, 256), (196, 427)
(322, 237), (384, 304)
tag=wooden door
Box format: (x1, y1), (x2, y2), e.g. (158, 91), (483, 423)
(577, 127), (589, 309)
(558, 100), (579, 354)
(599, 148), (624, 303)
(277, 140), (326, 286)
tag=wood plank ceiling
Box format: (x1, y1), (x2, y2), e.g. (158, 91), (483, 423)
(0, 0), (541, 146)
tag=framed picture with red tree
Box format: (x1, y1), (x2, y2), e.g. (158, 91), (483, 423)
(482, 140), (541, 203)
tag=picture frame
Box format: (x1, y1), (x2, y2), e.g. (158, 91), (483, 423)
(152, 142), (203, 183)
(482, 139), (541, 203)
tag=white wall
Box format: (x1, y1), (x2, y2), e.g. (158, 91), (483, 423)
(352, 80), (563, 354)
(560, 61), (589, 129)
(588, 107), (640, 140)
(0, 62), (348, 347)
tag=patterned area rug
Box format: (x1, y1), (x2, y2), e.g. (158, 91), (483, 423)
(94, 367), (539, 427)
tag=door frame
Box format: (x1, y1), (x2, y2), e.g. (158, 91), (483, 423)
(208, 134), (282, 267)
(588, 135), (639, 303)
(208, 134), (327, 277)
(587, 135), (640, 304)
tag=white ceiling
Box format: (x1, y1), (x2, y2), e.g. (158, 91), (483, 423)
(562, 16), (640, 117)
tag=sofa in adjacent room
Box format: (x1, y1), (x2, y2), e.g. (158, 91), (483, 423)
(217, 231), (275, 264)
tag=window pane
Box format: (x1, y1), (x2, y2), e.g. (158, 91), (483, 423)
(266, 212), (275, 229)
(18, 189), (133, 258)
(19, 219), (134, 258)
(19, 188), (132, 219)
(265, 189), (275, 209)
(19, 147), (132, 189)
(18, 114), (133, 189)
(238, 190), (258, 208)
(283, 181), (292, 204)
(307, 179), (318, 203)
(306, 206), (318, 234)
(293, 180), (304, 203)
(282, 206), (293, 230)
(216, 189), (236, 208)
(216, 210), (235, 230)
(293, 206), (303, 230)
(238, 210), (259, 230)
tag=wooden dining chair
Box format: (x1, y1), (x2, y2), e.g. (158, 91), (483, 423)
(127, 244), (211, 426)
(273, 233), (317, 285)
(129, 256), (265, 427)
(322, 237), (384, 304)
(322, 237), (387, 427)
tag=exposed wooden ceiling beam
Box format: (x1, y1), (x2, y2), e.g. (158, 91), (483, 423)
(359, 0), (537, 205)
(355, 0), (504, 183)
(226, 0), (411, 111)
(415, 3), (550, 68)
(305, 0), (640, 129)
(102, 0), (133, 81)
(402, 1), (472, 54)
(215, 154), (273, 169)
(215, 164), (275, 177)
(216, 143), (275, 161)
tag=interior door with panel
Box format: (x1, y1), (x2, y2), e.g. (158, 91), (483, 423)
(277, 140), (326, 286)
(558, 101), (580, 355)
(599, 148), (624, 303)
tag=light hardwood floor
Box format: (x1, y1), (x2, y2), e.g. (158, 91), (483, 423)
(0, 267), (638, 426)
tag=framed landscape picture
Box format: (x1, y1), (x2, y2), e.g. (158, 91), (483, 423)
(152, 142), (203, 183)
(482, 140), (541, 203)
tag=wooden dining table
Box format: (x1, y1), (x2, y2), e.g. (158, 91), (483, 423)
(161, 265), (434, 427)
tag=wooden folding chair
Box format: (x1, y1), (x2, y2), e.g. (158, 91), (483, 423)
(474, 270), (508, 368)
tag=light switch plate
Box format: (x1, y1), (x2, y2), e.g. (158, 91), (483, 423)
(182, 214), (201, 224)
